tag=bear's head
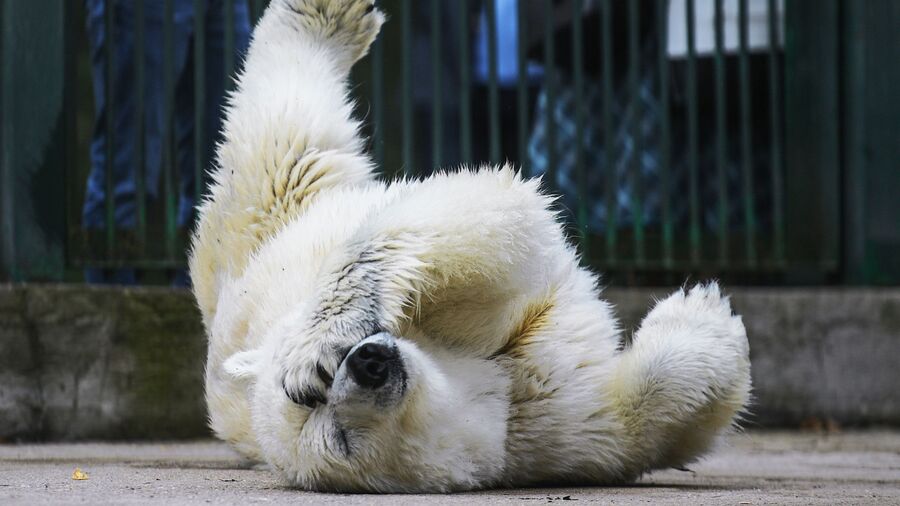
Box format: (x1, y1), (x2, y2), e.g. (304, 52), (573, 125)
(222, 328), (510, 492)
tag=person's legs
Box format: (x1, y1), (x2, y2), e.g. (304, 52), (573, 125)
(178, 0), (251, 230)
(200, 0), (251, 176)
(170, 0), (251, 287)
(83, 0), (145, 284)
(172, 11), (197, 230)
(165, 1), (202, 287)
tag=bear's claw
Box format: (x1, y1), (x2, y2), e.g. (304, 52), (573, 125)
(279, 339), (355, 408)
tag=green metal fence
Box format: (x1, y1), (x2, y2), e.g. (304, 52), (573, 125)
(1, 0), (898, 285)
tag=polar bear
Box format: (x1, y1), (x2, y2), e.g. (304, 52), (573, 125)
(189, 0), (751, 493)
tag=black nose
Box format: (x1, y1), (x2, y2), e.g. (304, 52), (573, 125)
(346, 342), (398, 389)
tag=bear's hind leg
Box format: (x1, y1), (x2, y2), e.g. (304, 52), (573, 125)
(611, 283), (751, 472)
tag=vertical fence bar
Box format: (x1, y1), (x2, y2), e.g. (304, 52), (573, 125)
(713, 0), (729, 266)
(686, 0), (701, 265)
(542, 0), (556, 191)
(657, 0), (672, 268)
(194, 0), (206, 210)
(601, 0), (616, 265)
(458, 0), (472, 164)
(401, 0), (413, 174)
(516, 2), (529, 172)
(628, 0), (644, 264)
(135, 0), (147, 256)
(251, 0), (264, 24)
(768, 0), (784, 265)
(104, 0), (116, 259)
(224, 0), (235, 90)
(63, 2), (78, 272)
(784, 0), (840, 279)
(572, 0), (588, 255)
(371, 31), (385, 167)
(0, 1), (13, 277)
(738, 0), (757, 266)
(163, 0), (177, 260)
(430, 0), (442, 168)
(486, 0), (501, 164)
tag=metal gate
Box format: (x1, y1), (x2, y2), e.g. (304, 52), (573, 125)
(1, 0), (897, 285)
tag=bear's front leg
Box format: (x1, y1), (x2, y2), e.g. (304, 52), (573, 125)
(272, 0), (384, 73)
(278, 237), (428, 408)
(278, 168), (568, 406)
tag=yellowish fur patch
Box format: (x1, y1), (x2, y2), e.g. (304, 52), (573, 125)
(492, 298), (555, 360)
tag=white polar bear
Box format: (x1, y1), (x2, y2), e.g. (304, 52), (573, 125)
(190, 0), (751, 492)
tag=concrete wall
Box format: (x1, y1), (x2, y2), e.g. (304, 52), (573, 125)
(1, 284), (898, 441)
(0, 285), (207, 441)
(610, 287), (900, 428)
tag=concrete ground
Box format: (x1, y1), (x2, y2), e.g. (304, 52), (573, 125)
(1, 431), (898, 505)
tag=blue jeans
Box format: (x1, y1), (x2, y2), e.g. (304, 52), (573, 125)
(83, 0), (250, 284)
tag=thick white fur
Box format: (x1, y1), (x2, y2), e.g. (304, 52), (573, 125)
(190, 0), (751, 492)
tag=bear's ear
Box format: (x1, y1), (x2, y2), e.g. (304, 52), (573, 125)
(223, 348), (265, 380)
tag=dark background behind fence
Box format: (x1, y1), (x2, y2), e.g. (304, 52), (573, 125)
(1, 0), (898, 286)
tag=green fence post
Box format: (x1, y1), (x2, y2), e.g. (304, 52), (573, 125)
(841, 0), (900, 285)
(767, 0), (785, 267)
(194, 0), (207, 211)
(628, 0), (644, 265)
(713, 0), (729, 268)
(784, 0), (840, 282)
(686, 0), (700, 266)
(136, 0), (148, 259)
(542, 0), (556, 192)
(601, 0), (616, 266)
(738, 0), (757, 267)
(401, 0), (413, 174)
(486, 0), (501, 165)
(0, 0), (68, 282)
(657, 0), (673, 270)
(430, 0), (443, 168)
(458, 0), (472, 165)
(516, 3), (529, 174)
(572, 0), (588, 256)
(371, 29), (385, 168)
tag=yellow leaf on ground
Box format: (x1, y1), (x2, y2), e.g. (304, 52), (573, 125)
(71, 468), (89, 480)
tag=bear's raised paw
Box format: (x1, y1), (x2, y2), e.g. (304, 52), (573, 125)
(276, 0), (384, 67)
